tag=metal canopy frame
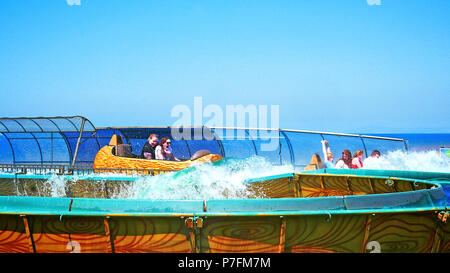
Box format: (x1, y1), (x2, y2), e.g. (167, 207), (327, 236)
(0, 116), (96, 133)
(97, 126), (408, 168)
(0, 116), (97, 167)
(0, 116), (407, 168)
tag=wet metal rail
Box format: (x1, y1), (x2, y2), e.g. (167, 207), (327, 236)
(0, 164), (174, 176)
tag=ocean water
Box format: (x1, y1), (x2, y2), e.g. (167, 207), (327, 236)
(375, 133), (450, 152)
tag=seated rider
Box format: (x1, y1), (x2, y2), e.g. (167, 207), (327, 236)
(321, 140), (334, 168)
(370, 150), (381, 158)
(155, 137), (179, 161)
(140, 134), (159, 159)
(335, 149), (352, 169)
(363, 149), (381, 166)
(351, 150), (364, 169)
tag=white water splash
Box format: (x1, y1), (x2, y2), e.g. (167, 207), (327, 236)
(8, 150), (449, 199)
(45, 174), (70, 197)
(363, 150), (450, 173)
(118, 156), (294, 200)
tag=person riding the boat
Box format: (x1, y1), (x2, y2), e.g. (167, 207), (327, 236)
(335, 149), (352, 169)
(155, 137), (179, 161)
(363, 150), (381, 165)
(370, 150), (381, 158)
(140, 134), (159, 159)
(320, 140), (334, 168)
(351, 150), (364, 169)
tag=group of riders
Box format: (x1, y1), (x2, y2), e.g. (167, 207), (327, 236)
(140, 134), (179, 161)
(321, 140), (380, 169)
(137, 134), (380, 167)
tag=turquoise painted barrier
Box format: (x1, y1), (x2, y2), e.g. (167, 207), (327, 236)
(0, 170), (448, 253)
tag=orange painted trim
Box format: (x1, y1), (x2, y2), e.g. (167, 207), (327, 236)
(93, 145), (222, 174)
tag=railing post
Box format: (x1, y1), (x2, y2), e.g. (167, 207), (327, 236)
(185, 217), (204, 253)
(71, 118), (86, 168)
(361, 215), (372, 253)
(21, 215), (36, 253)
(104, 216), (115, 253)
(278, 216), (287, 253)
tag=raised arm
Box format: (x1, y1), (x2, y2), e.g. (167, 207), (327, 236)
(321, 140), (331, 162)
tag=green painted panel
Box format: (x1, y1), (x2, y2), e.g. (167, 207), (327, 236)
(366, 213), (437, 253)
(199, 216), (282, 253)
(285, 214), (367, 253)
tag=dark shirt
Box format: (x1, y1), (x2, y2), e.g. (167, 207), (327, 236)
(140, 141), (157, 159)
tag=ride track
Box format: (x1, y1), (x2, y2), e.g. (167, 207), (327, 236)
(0, 169), (448, 253)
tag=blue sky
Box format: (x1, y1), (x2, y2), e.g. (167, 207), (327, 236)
(0, 0), (449, 133)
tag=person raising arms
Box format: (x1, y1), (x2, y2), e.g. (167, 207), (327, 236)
(320, 140), (335, 168)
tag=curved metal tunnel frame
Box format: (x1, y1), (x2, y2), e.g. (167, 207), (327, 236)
(0, 116), (97, 167)
(0, 116), (408, 168)
(98, 126), (408, 168)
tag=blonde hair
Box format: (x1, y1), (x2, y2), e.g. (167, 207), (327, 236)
(352, 149), (364, 158)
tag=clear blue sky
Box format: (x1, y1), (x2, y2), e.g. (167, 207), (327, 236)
(0, 0), (449, 133)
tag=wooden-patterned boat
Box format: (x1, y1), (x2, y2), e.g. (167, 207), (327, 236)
(93, 135), (223, 174)
(0, 169), (448, 253)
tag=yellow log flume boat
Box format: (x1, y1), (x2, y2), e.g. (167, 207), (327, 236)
(93, 135), (223, 174)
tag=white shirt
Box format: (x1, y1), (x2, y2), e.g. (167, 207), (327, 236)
(155, 145), (176, 161)
(155, 145), (164, 160)
(335, 159), (349, 169)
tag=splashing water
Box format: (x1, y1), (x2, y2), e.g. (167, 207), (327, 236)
(9, 150), (450, 199)
(7, 156), (293, 199)
(362, 150), (450, 173)
(45, 174), (70, 197)
(117, 156), (294, 200)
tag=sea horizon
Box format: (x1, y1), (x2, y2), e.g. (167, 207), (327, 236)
(364, 133), (450, 152)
